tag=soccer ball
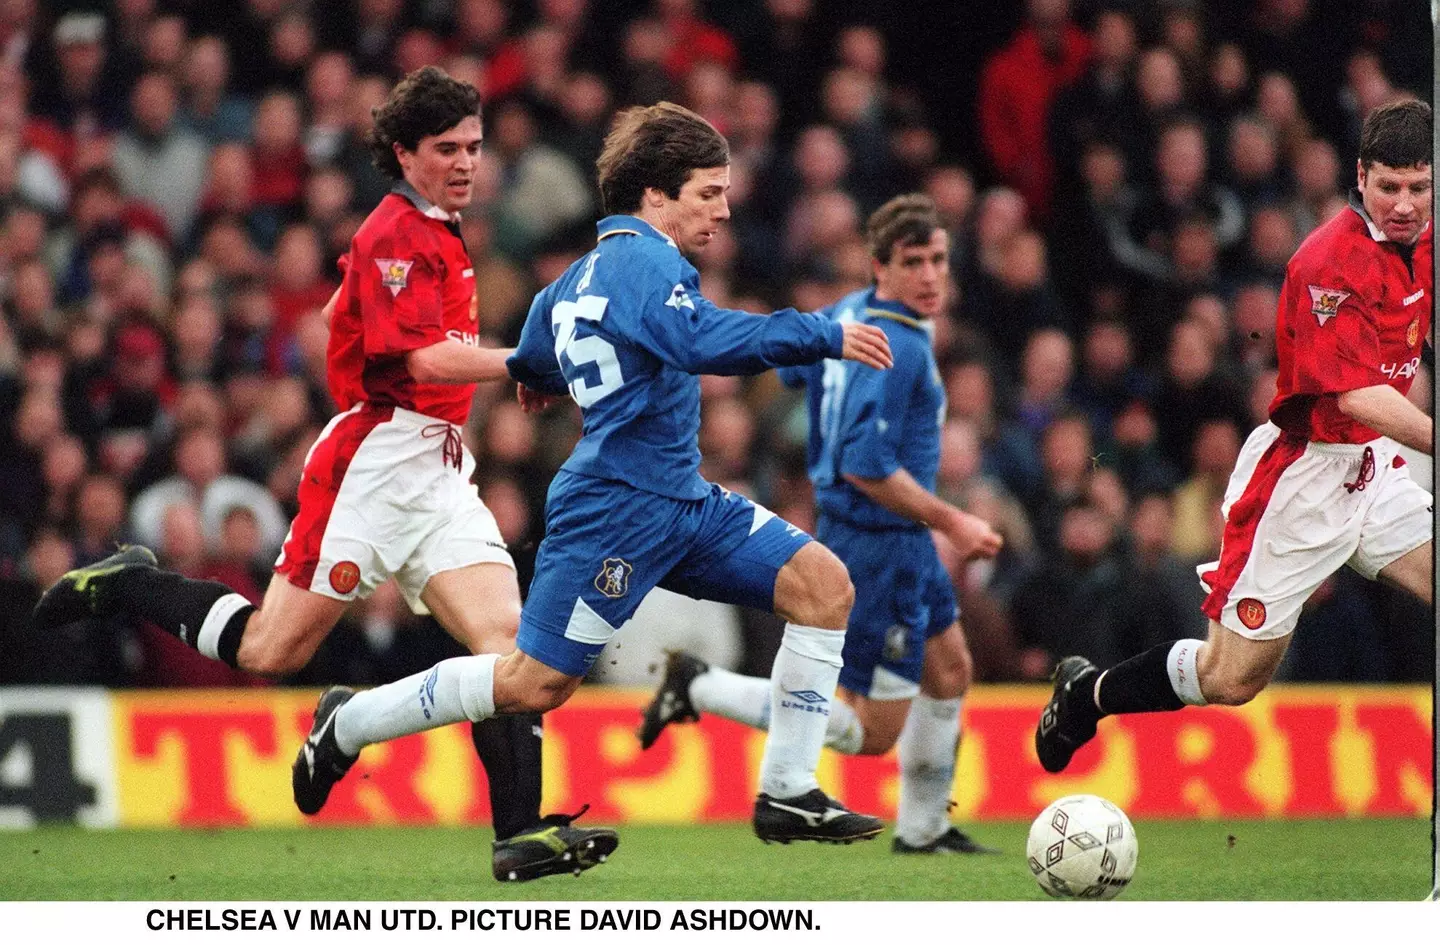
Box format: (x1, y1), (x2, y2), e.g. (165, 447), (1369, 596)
(1026, 794), (1138, 900)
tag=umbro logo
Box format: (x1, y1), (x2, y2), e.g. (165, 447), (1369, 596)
(785, 689), (827, 705)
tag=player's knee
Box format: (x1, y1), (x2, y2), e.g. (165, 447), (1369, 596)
(1199, 669), (1267, 706)
(238, 630), (310, 677)
(857, 728), (900, 756)
(784, 549), (854, 628)
(464, 602), (521, 655)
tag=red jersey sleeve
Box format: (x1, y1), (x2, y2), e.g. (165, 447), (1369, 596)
(1281, 264), (1385, 395)
(353, 227), (446, 358)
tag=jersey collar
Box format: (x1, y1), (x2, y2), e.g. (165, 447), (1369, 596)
(393, 181), (460, 223)
(596, 214), (676, 248)
(1347, 187), (1431, 243)
(863, 291), (932, 335)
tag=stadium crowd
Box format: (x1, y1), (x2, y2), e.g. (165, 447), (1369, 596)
(0, 0), (1432, 690)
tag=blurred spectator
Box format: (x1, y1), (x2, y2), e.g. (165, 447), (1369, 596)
(129, 425), (287, 557)
(1170, 416), (1239, 564)
(977, 0), (1090, 219)
(178, 35), (253, 145)
(112, 70), (210, 242)
(488, 98), (592, 260)
(1010, 501), (1135, 674)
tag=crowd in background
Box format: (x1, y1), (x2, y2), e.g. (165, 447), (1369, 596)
(0, 0), (1433, 691)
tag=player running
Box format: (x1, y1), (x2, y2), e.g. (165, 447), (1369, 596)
(638, 194), (1003, 855)
(1035, 100), (1434, 772)
(32, 66), (615, 882)
(288, 101), (895, 846)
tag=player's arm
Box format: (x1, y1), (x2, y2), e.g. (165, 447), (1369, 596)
(843, 469), (1003, 560)
(622, 254), (890, 374)
(1337, 384), (1434, 454)
(406, 340), (515, 384)
(505, 288), (570, 396)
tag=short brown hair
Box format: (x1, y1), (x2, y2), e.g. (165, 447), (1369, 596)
(1359, 99), (1432, 170)
(866, 193), (943, 264)
(596, 102), (729, 215)
(366, 66), (482, 180)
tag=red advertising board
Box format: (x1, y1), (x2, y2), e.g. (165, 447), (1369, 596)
(93, 685), (1433, 828)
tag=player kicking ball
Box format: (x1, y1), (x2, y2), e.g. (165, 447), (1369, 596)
(1035, 101), (1434, 775)
(639, 195), (1002, 855)
(33, 67), (614, 882)
(286, 102), (895, 846)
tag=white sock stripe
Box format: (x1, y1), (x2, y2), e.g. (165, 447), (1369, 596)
(1166, 639), (1208, 706)
(779, 623), (845, 668)
(197, 593), (252, 661)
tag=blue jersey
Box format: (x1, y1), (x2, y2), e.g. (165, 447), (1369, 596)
(779, 288), (946, 530)
(508, 215), (844, 500)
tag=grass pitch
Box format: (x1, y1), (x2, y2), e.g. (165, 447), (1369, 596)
(0, 819), (1430, 901)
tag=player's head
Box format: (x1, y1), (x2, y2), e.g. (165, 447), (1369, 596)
(597, 101), (730, 257)
(1357, 99), (1432, 245)
(367, 66), (483, 214)
(866, 193), (950, 318)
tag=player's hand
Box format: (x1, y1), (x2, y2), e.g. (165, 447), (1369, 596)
(517, 384), (566, 413)
(840, 323), (893, 370)
(943, 510), (1003, 562)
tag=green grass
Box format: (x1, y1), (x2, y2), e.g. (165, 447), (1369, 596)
(0, 820), (1430, 901)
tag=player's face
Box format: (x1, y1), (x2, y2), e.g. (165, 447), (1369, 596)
(873, 229), (950, 318)
(651, 165), (730, 257)
(398, 115), (484, 215)
(1358, 159), (1432, 245)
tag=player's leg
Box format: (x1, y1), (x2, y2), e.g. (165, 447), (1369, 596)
(421, 563), (618, 882)
(1375, 542), (1432, 604)
(892, 620), (997, 854)
(33, 543), (349, 676)
(660, 490), (881, 843)
(637, 653), (864, 753)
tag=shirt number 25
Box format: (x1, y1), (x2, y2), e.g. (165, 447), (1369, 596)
(552, 252), (624, 407)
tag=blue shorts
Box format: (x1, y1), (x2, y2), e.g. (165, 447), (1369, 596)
(519, 471), (812, 676)
(819, 518), (958, 701)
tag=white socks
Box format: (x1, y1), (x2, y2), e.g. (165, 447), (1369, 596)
(1165, 639), (1209, 706)
(895, 694), (962, 847)
(758, 623), (845, 798)
(334, 654), (497, 757)
(691, 664), (864, 754)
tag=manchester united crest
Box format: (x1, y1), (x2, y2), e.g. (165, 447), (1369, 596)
(375, 258), (414, 297)
(1406, 317), (1420, 348)
(594, 557), (633, 598)
(329, 560), (361, 594)
(1236, 598), (1267, 631)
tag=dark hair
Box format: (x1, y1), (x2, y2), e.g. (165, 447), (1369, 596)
(366, 67), (482, 180)
(866, 193), (943, 264)
(596, 102), (729, 215)
(1359, 99), (1432, 170)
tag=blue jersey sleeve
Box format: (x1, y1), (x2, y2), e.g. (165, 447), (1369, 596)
(506, 286), (570, 395)
(836, 336), (921, 481)
(619, 249), (844, 375)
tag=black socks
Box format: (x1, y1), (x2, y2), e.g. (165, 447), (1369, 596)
(110, 567), (254, 669)
(472, 713), (544, 841)
(1094, 643), (1186, 716)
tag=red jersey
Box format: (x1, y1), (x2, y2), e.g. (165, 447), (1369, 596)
(1269, 197), (1432, 443)
(327, 187), (480, 425)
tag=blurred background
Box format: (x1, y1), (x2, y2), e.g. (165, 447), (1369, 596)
(0, 0), (1432, 695)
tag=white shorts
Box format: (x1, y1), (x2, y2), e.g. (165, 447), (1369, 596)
(274, 403), (513, 615)
(1198, 422), (1432, 640)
